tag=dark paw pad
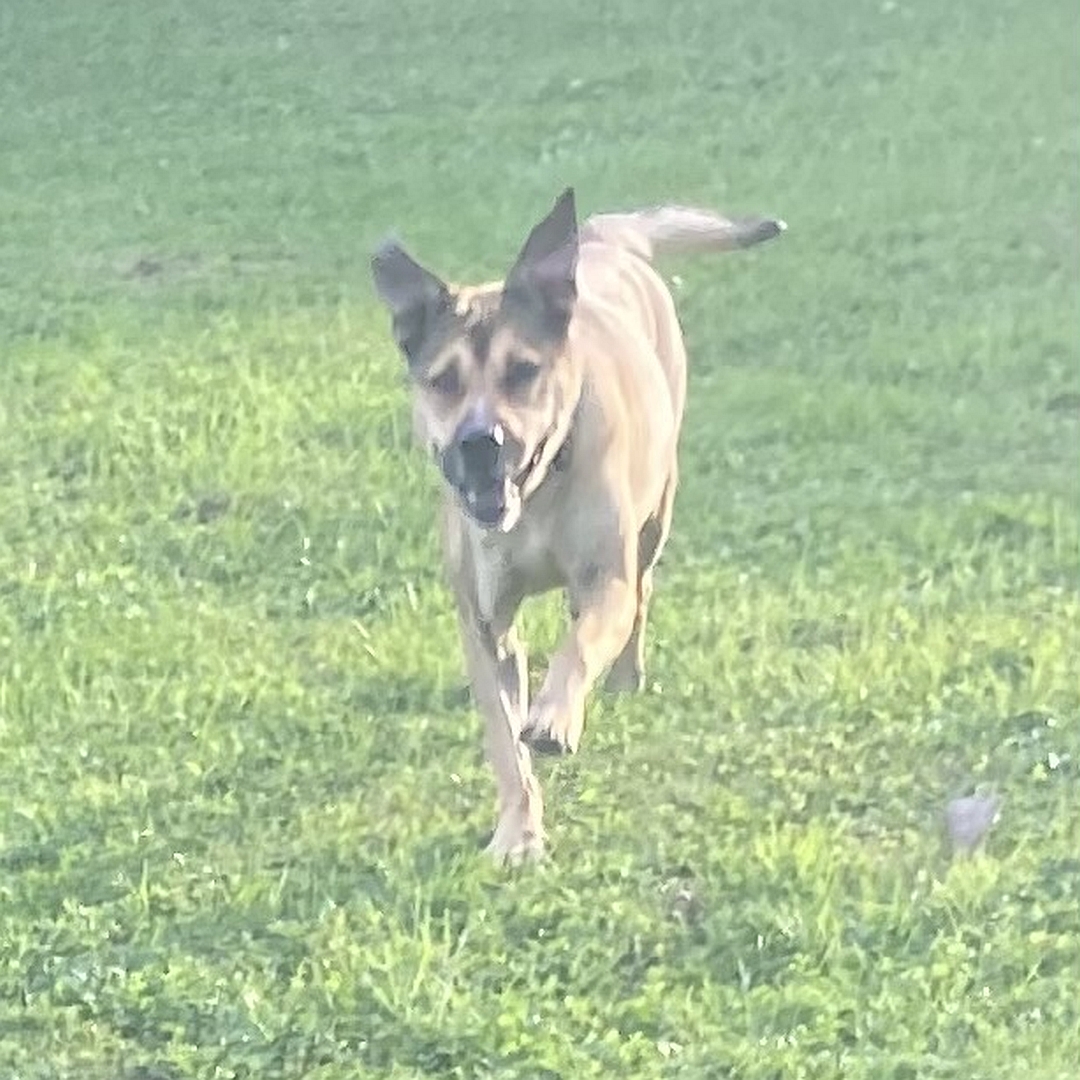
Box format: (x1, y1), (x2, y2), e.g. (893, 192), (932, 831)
(522, 729), (572, 756)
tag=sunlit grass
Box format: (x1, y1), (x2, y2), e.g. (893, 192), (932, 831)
(1, 0), (1078, 1076)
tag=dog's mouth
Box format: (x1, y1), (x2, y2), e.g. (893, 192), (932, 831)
(460, 480), (514, 529)
(453, 445), (548, 533)
(441, 423), (562, 533)
(467, 431), (559, 529)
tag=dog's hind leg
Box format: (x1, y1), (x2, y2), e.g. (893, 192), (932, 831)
(604, 473), (677, 694)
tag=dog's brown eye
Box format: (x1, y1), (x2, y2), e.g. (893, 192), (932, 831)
(504, 358), (541, 393)
(428, 365), (462, 396)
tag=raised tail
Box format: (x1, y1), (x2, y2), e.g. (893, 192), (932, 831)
(580, 205), (786, 261)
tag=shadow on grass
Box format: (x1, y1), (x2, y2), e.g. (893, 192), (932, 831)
(345, 671), (471, 718)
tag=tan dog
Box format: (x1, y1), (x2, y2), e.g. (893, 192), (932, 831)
(372, 189), (784, 863)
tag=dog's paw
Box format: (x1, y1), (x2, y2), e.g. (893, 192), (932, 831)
(522, 693), (583, 755)
(485, 816), (545, 866)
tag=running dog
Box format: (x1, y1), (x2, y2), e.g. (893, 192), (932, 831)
(372, 188), (784, 862)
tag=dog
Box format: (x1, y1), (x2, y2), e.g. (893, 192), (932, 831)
(372, 188), (784, 863)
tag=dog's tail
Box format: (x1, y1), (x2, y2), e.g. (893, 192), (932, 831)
(581, 205), (786, 261)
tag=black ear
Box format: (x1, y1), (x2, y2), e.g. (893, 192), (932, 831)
(502, 188), (579, 341)
(371, 240), (450, 363)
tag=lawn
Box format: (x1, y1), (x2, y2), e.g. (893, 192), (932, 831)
(1, 1), (1078, 1077)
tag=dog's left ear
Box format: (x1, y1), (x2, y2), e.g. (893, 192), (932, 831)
(503, 187), (579, 341)
(371, 241), (451, 364)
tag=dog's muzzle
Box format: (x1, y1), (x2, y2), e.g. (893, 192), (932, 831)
(441, 419), (524, 530)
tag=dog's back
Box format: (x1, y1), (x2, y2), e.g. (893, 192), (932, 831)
(572, 205), (787, 438)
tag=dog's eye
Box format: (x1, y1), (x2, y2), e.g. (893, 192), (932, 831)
(428, 365), (462, 396)
(504, 358), (541, 393)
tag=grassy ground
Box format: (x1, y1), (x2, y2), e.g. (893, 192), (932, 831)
(2, 1), (1078, 1077)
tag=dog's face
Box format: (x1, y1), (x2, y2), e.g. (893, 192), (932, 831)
(372, 189), (581, 532)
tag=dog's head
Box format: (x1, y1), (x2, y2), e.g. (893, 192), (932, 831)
(372, 188), (581, 533)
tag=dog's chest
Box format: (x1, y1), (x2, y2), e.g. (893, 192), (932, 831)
(469, 518), (561, 621)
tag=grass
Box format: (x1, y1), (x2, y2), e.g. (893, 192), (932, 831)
(1, 0), (1078, 1077)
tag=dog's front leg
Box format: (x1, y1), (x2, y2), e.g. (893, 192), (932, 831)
(524, 543), (637, 755)
(454, 595), (545, 864)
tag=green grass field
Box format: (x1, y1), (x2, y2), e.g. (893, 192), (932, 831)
(2, 1), (1078, 1077)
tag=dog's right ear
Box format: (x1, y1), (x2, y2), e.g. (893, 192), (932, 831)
(371, 240), (451, 364)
